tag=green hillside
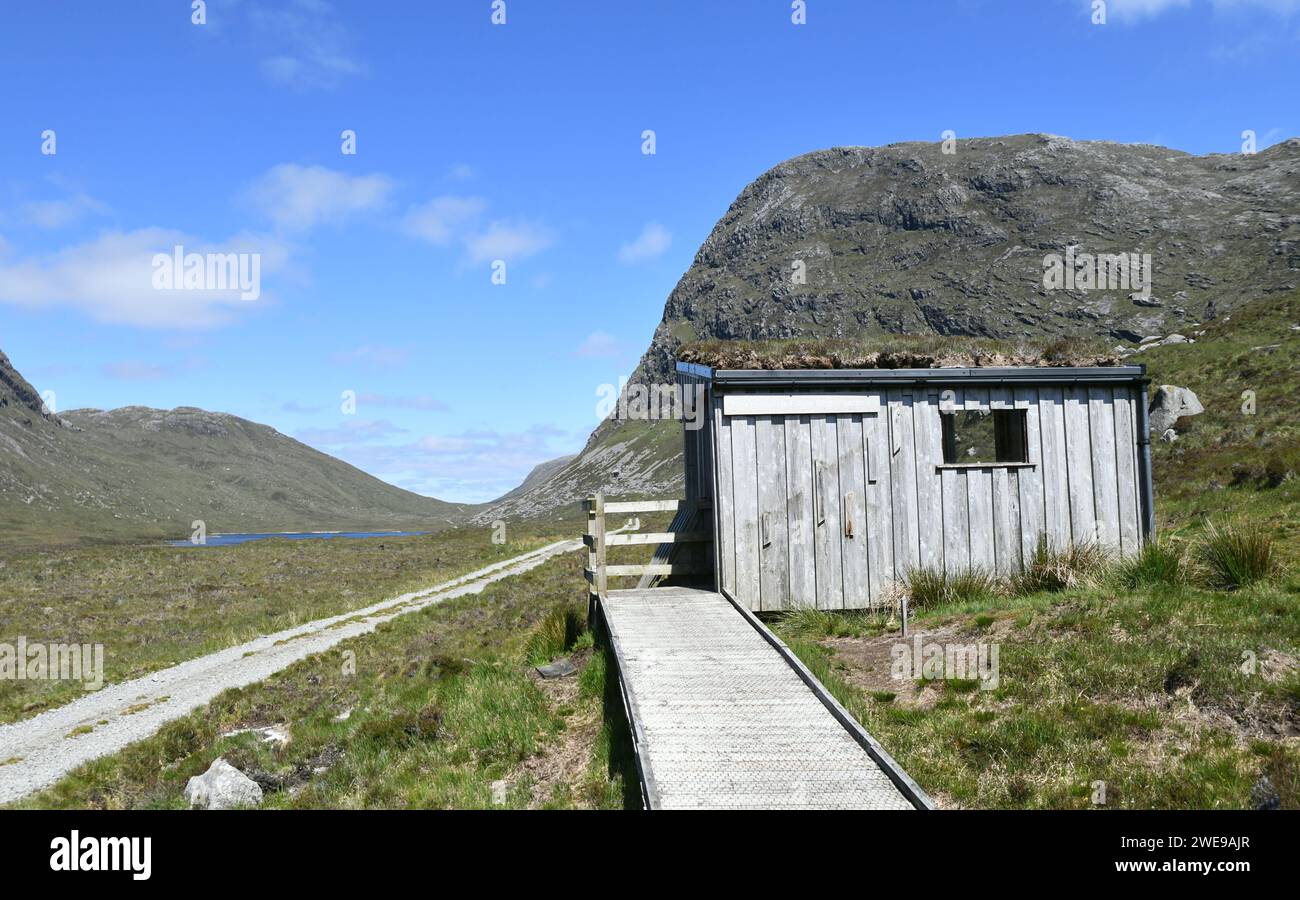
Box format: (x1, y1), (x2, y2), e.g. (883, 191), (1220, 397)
(0, 351), (474, 548)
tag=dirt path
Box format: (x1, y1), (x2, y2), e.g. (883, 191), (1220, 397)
(0, 538), (581, 805)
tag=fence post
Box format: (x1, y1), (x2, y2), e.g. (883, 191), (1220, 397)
(586, 491), (606, 626)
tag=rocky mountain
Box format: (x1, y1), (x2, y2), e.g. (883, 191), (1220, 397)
(0, 351), (473, 546)
(493, 454), (578, 505)
(480, 134), (1300, 522)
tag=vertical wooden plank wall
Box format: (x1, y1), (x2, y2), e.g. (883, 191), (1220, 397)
(1014, 386), (1046, 562)
(913, 392), (945, 574)
(785, 416), (817, 606)
(889, 391), (922, 580)
(866, 404), (894, 605)
(712, 399), (736, 598)
(756, 417), (790, 611)
(990, 386), (1022, 575)
(731, 415), (760, 605)
(837, 414), (870, 608)
(712, 381), (1143, 611)
(963, 387), (997, 574)
(811, 415), (844, 609)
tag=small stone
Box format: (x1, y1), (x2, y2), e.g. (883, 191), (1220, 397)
(536, 658), (579, 679)
(1251, 775), (1281, 810)
(220, 724), (291, 748)
(1161, 429), (1178, 443)
(184, 758), (263, 810)
(490, 779), (508, 805)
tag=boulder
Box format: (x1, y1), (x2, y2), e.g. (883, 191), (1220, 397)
(184, 758), (264, 810)
(535, 657), (579, 679)
(1149, 385), (1204, 435)
(1252, 775), (1281, 811)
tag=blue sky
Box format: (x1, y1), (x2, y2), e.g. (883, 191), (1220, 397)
(0, 0), (1295, 502)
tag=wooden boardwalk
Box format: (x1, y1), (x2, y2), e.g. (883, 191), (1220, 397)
(598, 586), (931, 810)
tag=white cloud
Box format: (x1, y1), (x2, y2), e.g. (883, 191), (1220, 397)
(297, 418), (408, 445)
(98, 355), (206, 381)
(358, 392), (449, 412)
(1096, 0), (1300, 20)
(101, 361), (170, 381)
(617, 222), (672, 264)
(328, 344), (411, 369)
(0, 228), (288, 328)
(463, 219), (554, 264)
(250, 0), (366, 90)
(22, 193), (109, 229)
(401, 196), (486, 245)
(329, 424), (576, 503)
(1102, 0), (1191, 19)
(244, 164), (392, 232)
(575, 330), (623, 359)
(402, 196), (555, 266)
(1212, 0), (1300, 11)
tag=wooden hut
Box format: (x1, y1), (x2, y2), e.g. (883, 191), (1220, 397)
(676, 360), (1155, 612)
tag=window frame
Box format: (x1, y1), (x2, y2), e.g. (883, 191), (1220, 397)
(937, 407), (1034, 469)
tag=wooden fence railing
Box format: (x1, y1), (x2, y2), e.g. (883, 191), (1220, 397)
(584, 491), (713, 614)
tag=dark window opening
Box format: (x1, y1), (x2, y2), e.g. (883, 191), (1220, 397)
(940, 408), (1028, 464)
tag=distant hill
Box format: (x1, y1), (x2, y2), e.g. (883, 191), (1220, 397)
(493, 454), (577, 505)
(478, 134), (1300, 522)
(0, 350), (474, 546)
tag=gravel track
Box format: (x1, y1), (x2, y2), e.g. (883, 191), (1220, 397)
(0, 538), (579, 805)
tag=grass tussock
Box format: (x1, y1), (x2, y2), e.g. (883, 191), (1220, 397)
(1012, 537), (1107, 594)
(1117, 540), (1188, 589)
(1196, 521), (1282, 590)
(524, 602), (588, 666)
(903, 566), (1002, 610)
(779, 606), (889, 639)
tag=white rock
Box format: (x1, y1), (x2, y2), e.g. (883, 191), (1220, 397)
(1149, 385), (1204, 434)
(220, 724), (291, 748)
(184, 758), (263, 810)
(490, 779), (508, 805)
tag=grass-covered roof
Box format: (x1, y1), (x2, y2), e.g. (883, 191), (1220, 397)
(676, 334), (1125, 370)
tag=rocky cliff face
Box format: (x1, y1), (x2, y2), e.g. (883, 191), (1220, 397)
(480, 134), (1300, 523)
(634, 133), (1299, 383)
(0, 350), (58, 427)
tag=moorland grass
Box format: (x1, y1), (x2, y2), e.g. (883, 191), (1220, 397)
(775, 564), (1300, 808)
(0, 525), (566, 723)
(17, 548), (636, 810)
(1197, 521), (1281, 590)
